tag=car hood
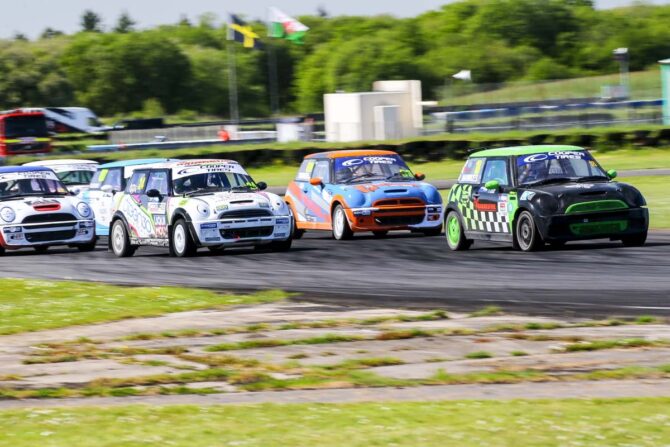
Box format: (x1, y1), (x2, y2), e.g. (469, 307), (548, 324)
(0, 196), (79, 215)
(524, 180), (643, 212)
(338, 181), (441, 207)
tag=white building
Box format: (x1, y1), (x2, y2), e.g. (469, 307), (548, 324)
(324, 80), (423, 142)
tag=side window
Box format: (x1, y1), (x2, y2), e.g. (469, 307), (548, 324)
(103, 168), (123, 191)
(312, 160), (331, 183)
(458, 158), (484, 184)
(146, 171), (169, 195)
(481, 159), (510, 186)
(295, 159), (316, 182)
(126, 171), (148, 194)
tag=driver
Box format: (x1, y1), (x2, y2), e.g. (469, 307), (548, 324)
(518, 162), (547, 184)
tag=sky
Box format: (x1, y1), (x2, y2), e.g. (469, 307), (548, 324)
(1, 0), (669, 39)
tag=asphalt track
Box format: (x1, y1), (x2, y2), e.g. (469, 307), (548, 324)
(0, 230), (669, 318)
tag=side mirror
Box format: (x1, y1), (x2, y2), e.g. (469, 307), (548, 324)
(484, 179), (500, 191)
(146, 188), (162, 198)
(256, 181), (267, 191)
(414, 172), (426, 181)
(101, 184), (115, 194)
(607, 169), (618, 180)
(309, 177), (323, 186)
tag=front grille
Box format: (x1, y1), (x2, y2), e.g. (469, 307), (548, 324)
(22, 213), (77, 230)
(219, 209), (273, 219)
(25, 229), (77, 243)
(374, 215), (425, 226)
(220, 226), (274, 239)
(374, 198), (424, 207)
(569, 221), (628, 236)
(566, 200), (628, 214)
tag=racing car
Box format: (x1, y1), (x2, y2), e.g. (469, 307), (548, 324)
(444, 145), (649, 251)
(23, 159), (99, 194)
(80, 159), (173, 236)
(285, 150), (443, 240)
(108, 159), (292, 257)
(0, 166), (96, 254)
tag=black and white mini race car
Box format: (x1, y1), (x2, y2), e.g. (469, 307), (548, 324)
(444, 145), (649, 251)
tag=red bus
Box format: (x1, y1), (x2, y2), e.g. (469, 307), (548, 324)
(0, 109), (52, 157)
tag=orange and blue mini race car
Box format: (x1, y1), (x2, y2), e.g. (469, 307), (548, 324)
(285, 150), (443, 240)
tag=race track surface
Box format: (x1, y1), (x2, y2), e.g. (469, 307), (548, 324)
(1, 232), (669, 317)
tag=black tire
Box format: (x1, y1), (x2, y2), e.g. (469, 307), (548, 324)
(515, 210), (543, 252)
(332, 204), (353, 240)
(372, 230), (388, 238)
(77, 239), (97, 252)
(0, 246), (5, 256)
(34, 246), (49, 254)
(110, 220), (136, 257)
(170, 219), (197, 257)
(270, 237), (293, 252)
(292, 216), (305, 239)
(445, 211), (471, 251)
(422, 225), (443, 237)
(622, 231), (647, 247)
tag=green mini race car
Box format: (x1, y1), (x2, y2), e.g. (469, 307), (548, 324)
(444, 145), (649, 251)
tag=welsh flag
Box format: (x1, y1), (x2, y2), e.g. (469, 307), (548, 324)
(268, 7), (309, 44)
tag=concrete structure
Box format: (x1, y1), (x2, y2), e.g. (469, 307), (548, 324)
(324, 80), (423, 142)
(660, 59), (670, 125)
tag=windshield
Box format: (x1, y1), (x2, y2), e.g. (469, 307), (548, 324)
(174, 172), (257, 195)
(517, 151), (607, 186)
(3, 116), (49, 138)
(0, 173), (68, 200)
(56, 170), (94, 186)
(333, 154), (414, 184)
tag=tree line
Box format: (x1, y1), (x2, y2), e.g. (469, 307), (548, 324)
(2, 0), (670, 119)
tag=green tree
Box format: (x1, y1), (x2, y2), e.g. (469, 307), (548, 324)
(114, 12), (136, 33)
(81, 10), (103, 33)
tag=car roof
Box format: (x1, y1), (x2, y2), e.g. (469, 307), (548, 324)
(99, 158), (173, 169)
(143, 159), (241, 170)
(305, 149), (399, 159)
(470, 145), (586, 158)
(23, 159), (98, 166)
(0, 165), (53, 174)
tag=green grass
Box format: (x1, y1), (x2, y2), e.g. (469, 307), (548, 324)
(620, 176), (670, 229)
(443, 69), (661, 106)
(563, 338), (657, 352)
(0, 279), (287, 335)
(469, 306), (503, 318)
(1, 398), (669, 446)
(465, 351), (493, 359)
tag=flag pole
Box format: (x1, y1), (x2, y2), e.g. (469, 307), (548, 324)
(227, 44), (239, 124)
(267, 8), (280, 116)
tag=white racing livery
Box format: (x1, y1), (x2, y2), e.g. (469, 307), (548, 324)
(0, 166), (96, 254)
(109, 159), (293, 257)
(23, 159), (99, 194)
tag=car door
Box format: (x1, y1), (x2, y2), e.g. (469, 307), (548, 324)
(306, 159), (333, 229)
(87, 167), (123, 235)
(471, 157), (512, 234)
(143, 170), (170, 240)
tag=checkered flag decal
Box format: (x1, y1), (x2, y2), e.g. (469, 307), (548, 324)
(449, 184), (510, 234)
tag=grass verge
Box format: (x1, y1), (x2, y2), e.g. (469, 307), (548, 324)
(0, 279), (287, 335)
(1, 398), (670, 447)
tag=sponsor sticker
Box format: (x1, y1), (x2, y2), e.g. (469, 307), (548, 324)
(520, 191), (536, 201)
(147, 202), (166, 213)
(0, 171), (59, 182)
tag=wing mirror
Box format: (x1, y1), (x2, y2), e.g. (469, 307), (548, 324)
(100, 184), (115, 194)
(256, 181), (267, 191)
(146, 189), (162, 199)
(484, 179), (500, 191)
(607, 169), (618, 180)
(309, 177), (323, 186)
(414, 172), (426, 181)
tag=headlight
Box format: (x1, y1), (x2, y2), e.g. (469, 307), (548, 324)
(0, 207), (15, 223)
(622, 186), (646, 207)
(532, 194), (558, 214)
(76, 202), (92, 218)
(196, 203), (210, 216)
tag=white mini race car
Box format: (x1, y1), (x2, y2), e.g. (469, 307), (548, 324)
(0, 166), (96, 254)
(23, 159), (99, 194)
(109, 159), (293, 257)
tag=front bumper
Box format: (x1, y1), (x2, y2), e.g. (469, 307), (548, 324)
(539, 208), (649, 241)
(346, 205), (442, 231)
(192, 215), (292, 246)
(0, 219), (96, 248)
